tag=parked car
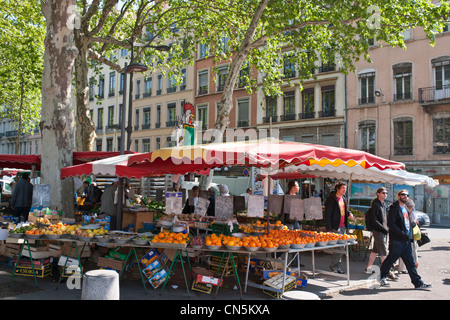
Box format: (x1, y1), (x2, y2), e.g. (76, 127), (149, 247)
(349, 198), (430, 227)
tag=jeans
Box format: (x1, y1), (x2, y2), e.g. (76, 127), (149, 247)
(330, 226), (346, 268)
(380, 239), (423, 287)
(14, 207), (30, 222)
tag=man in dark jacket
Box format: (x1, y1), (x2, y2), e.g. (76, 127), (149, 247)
(379, 191), (431, 289)
(11, 173), (33, 221)
(325, 182), (354, 273)
(365, 187), (392, 275)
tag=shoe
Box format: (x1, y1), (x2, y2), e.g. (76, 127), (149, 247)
(364, 267), (375, 274)
(398, 270), (408, 274)
(329, 265), (345, 274)
(387, 272), (399, 281)
(380, 278), (390, 287)
(415, 283), (432, 290)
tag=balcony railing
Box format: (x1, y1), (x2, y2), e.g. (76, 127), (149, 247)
(358, 96), (375, 105)
(143, 91), (152, 98)
(166, 120), (176, 127)
(318, 63), (336, 73)
(280, 114), (296, 121)
(198, 86), (208, 95)
(262, 116), (278, 124)
(319, 109), (336, 117)
(419, 85), (450, 104)
(237, 120), (249, 127)
(167, 87), (177, 93)
(394, 92), (412, 101)
(299, 111), (315, 119)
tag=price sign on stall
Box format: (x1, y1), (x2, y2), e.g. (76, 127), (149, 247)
(165, 192), (183, 215)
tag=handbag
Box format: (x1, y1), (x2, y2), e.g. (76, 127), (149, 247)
(412, 224), (421, 241)
(417, 233), (430, 247)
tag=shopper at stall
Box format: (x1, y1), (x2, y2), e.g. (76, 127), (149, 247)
(325, 181), (355, 274)
(240, 187), (252, 208)
(100, 178), (119, 227)
(11, 172), (33, 221)
(219, 184), (230, 196)
(183, 185), (199, 214)
(207, 187), (216, 216)
(379, 194), (431, 289)
(365, 187), (390, 274)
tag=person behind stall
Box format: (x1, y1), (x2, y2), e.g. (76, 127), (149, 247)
(100, 178), (119, 228)
(287, 180), (299, 195)
(86, 182), (102, 204)
(325, 181), (355, 274)
(219, 184), (230, 196)
(183, 185), (199, 214)
(11, 172), (33, 221)
(77, 180), (89, 198)
(240, 187), (252, 208)
(207, 187), (216, 216)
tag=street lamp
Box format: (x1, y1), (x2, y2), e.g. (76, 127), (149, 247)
(116, 40), (171, 230)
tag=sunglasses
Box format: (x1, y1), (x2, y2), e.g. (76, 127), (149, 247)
(381, 192), (388, 194)
(400, 193), (409, 197)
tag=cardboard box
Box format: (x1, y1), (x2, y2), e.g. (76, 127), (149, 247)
(97, 256), (129, 271)
(148, 268), (168, 289)
(142, 259), (164, 279)
(191, 267), (223, 287)
(261, 269), (296, 280)
(263, 273), (297, 299)
(14, 263), (52, 278)
(28, 214), (60, 224)
(60, 243), (90, 258)
(192, 281), (213, 294)
(140, 249), (160, 267)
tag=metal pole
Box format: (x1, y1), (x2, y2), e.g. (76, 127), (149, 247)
(116, 62), (127, 230)
(127, 41), (134, 151)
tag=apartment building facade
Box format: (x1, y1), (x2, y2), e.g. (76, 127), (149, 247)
(346, 27), (450, 215)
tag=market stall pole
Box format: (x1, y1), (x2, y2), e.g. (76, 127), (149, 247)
(56, 240), (88, 287)
(160, 247), (191, 296)
(9, 239), (39, 287)
(119, 245), (148, 293)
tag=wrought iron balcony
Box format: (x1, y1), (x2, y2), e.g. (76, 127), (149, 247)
(299, 111), (315, 119)
(262, 116), (278, 124)
(280, 114), (296, 121)
(419, 85), (450, 105)
(318, 109), (336, 117)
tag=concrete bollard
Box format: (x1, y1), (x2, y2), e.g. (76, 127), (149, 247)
(81, 269), (120, 300)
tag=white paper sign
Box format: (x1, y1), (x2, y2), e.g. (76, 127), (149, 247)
(304, 197), (323, 220)
(165, 192), (183, 215)
(194, 197), (210, 216)
(289, 198), (305, 220)
(247, 195), (264, 218)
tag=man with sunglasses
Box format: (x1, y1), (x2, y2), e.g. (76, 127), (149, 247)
(365, 187), (392, 277)
(379, 190), (432, 290)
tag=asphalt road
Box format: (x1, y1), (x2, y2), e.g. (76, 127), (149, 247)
(323, 224), (450, 300)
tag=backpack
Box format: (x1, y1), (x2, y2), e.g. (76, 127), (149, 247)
(365, 207), (373, 231)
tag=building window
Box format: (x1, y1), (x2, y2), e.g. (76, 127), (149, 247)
(433, 117), (450, 155)
(142, 107), (151, 129)
(217, 66), (228, 92)
(301, 88), (315, 119)
(98, 75), (105, 99)
(134, 139), (139, 152)
(108, 72), (116, 97)
(144, 77), (152, 97)
(359, 121), (376, 154)
(283, 52), (296, 78)
(157, 74), (162, 95)
(155, 137), (161, 150)
(199, 43), (209, 59)
(263, 96), (277, 123)
(135, 79), (141, 99)
(319, 49), (335, 73)
(359, 72), (375, 105)
(198, 105), (208, 130)
(143, 138), (151, 152)
(434, 57), (450, 92)
(321, 86), (335, 117)
(220, 36), (229, 53)
(238, 63), (250, 88)
(167, 75), (177, 93)
(156, 105), (161, 128)
(97, 108), (103, 129)
(135, 109), (140, 130)
(198, 70), (208, 95)
(180, 68), (186, 91)
(237, 99), (249, 127)
(167, 103), (177, 126)
(106, 138), (113, 151)
(89, 77), (95, 101)
(394, 118), (413, 155)
(96, 139), (102, 151)
(107, 106), (114, 128)
(281, 92), (295, 121)
(393, 63), (412, 100)
(119, 73), (124, 94)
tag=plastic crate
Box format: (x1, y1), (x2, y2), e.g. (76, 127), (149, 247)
(211, 223), (238, 235)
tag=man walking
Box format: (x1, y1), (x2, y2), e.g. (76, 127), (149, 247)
(365, 187), (398, 279)
(11, 172), (33, 221)
(379, 190), (431, 289)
